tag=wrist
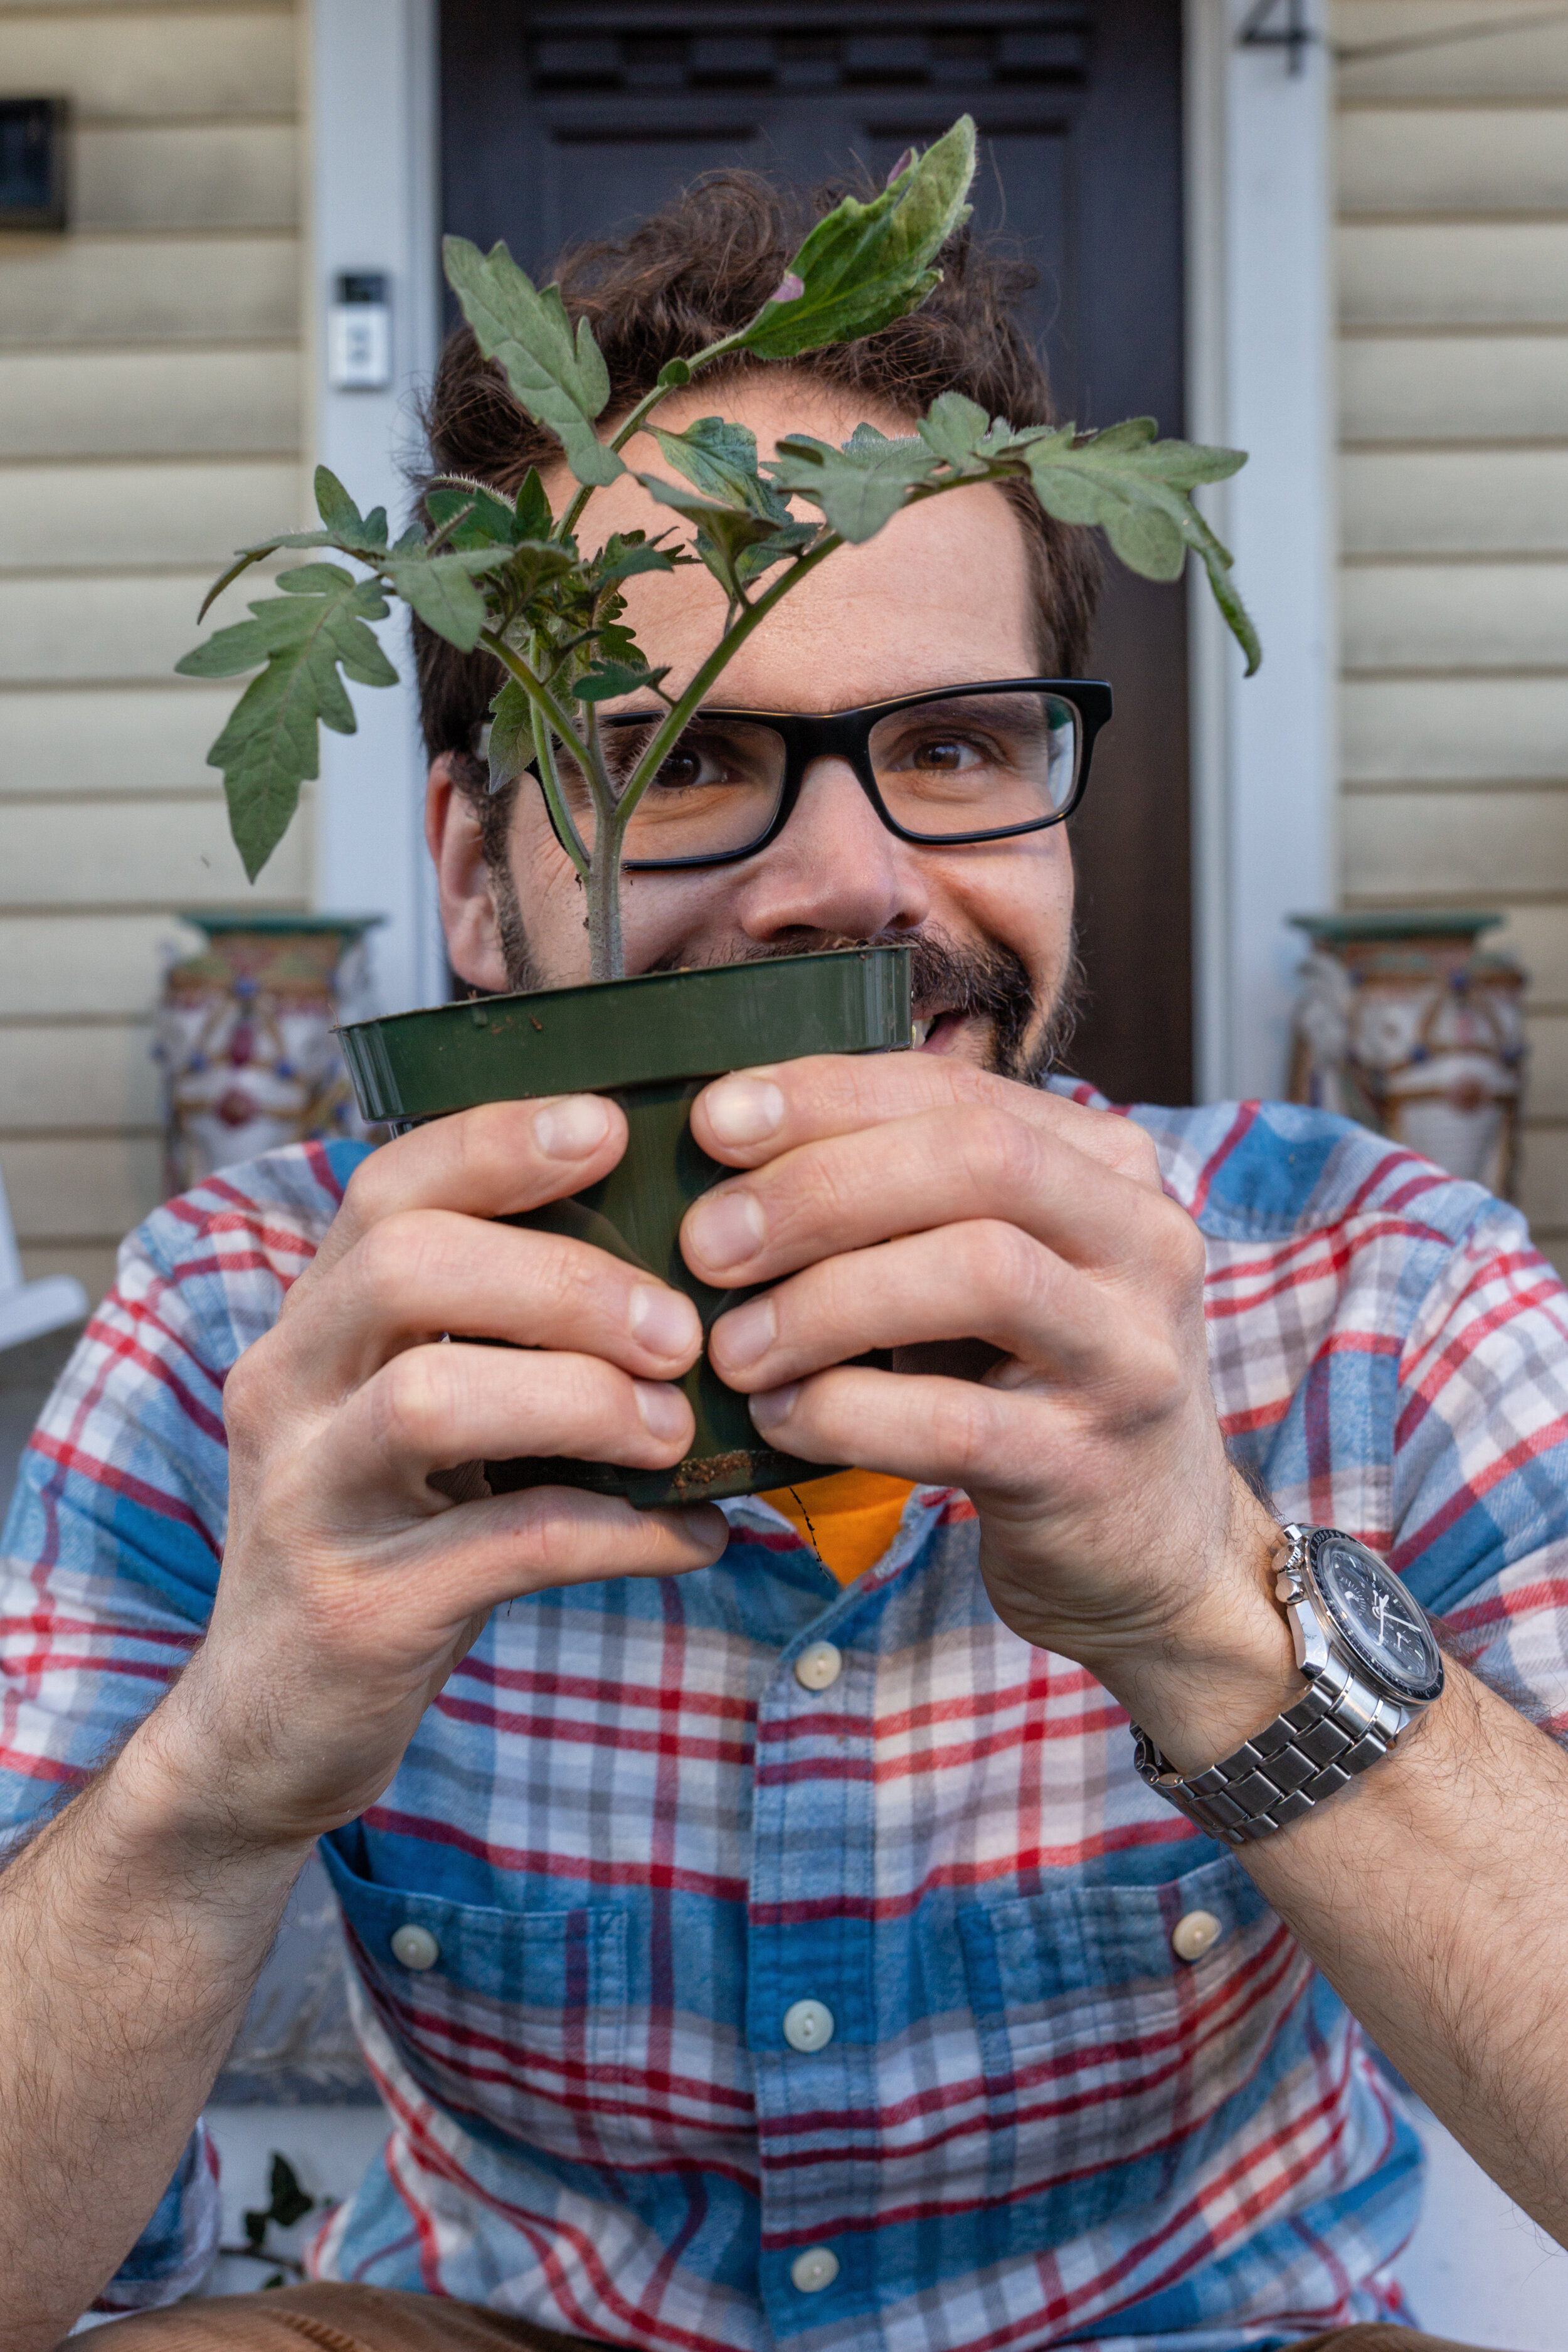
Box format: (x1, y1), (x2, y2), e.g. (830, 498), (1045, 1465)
(112, 1675), (317, 1873)
(1096, 1495), (1300, 1775)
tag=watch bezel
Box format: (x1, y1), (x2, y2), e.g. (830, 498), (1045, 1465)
(1303, 1528), (1446, 1705)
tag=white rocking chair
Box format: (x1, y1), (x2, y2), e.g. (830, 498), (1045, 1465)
(0, 1165), (87, 1354)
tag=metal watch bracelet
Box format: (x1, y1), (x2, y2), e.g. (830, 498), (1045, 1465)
(1130, 1651), (1412, 1847)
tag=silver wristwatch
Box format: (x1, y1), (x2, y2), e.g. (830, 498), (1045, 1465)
(1131, 1523), (1445, 1845)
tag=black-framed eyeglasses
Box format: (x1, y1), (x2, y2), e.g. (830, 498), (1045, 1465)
(528, 677), (1114, 871)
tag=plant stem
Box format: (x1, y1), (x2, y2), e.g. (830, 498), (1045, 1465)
(477, 630), (593, 881)
(612, 531), (843, 835)
(580, 705), (625, 982)
(556, 329), (757, 545)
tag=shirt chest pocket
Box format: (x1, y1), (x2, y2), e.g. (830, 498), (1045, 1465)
(320, 1834), (628, 2154)
(956, 1847), (1293, 2255)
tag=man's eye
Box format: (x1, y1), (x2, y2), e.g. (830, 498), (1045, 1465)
(909, 737), (977, 771)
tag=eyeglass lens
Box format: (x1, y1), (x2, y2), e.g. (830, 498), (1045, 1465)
(545, 689), (1083, 863)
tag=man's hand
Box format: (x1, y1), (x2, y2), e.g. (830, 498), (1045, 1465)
(0, 1094), (729, 2347)
(687, 1054), (1293, 1767)
(160, 1094), (728, 1850)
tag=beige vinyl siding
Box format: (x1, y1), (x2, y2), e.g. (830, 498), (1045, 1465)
(0, 0), (306, 1305)
(1335, 1), (1568, 1273)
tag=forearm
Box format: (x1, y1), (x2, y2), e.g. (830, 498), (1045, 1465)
(1236, 1660), (1568, 2246)
(0, 1693), (310, 2351)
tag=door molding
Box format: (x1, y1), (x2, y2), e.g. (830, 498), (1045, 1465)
(307, 0), (445, 1016)
(1185, 0), (1335, 1103)
(308, 0), (1337, 1090)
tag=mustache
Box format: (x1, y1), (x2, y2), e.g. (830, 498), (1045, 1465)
(644, 926), (1082, 1085)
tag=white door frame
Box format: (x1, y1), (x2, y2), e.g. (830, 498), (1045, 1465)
(308, 0), (1338, 1095)
(307, 0), (443, 1017)
(1186, 0), (1337, 1103)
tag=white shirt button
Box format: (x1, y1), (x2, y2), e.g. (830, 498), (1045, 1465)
(782, 1997), (835, 2052)
(790, 2246), (840, 2294)
(794, 1640), (842, 1691)
(1171, 1909), (1222, 1964)
(390, 1922), (441, 1971)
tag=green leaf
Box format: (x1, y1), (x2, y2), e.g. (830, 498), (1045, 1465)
(307, 467), (388, 554)
(733, 115), (977, 362)
(571, 660), (671, 703)
(767, 425), (940, 543)
(194, 484), (396, 625)
(591, 532), (680, 586)
(515, 466), (553, 541)
(913, 391), (992, 469)
(388, 550), (490, 650)
(1202, 539), (1263, 675)
(1100, 499), (1187, 581)
(426, 480), (529, 549)
(389, 543), (529, 651)
(442, 235), (623, 489)
(487, 677), (536, 792)
(194, 534), (328, 622)
(1016, 425), (1259, 669)
(507, 538), (580, 606)
(175, 618), (270, 679)
(734, 519), (820, 587)
(196, 564), (397, 881)
(314, 464), (363, 536)
(632, 472), (804, 600)
(649, 416), (792, 524)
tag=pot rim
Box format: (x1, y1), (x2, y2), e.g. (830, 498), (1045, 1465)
(337, 944), (913, 1125)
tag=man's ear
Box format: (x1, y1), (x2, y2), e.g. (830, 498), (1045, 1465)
(425, 755), (512, 993)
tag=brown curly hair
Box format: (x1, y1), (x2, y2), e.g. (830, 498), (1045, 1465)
(416, 166), (1102, 854)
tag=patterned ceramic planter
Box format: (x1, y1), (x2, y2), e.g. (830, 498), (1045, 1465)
(1288, 911), (1526, 1197)
(156, 913), (382, 1195)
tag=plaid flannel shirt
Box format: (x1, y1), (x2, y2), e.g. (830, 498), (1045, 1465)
(4, 1090), (1567, 2351)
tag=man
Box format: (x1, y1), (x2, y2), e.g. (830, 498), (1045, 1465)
(3, 176), (1567, 2352)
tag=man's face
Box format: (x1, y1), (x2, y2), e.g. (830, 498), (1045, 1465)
(430, 373), (1079, 1080)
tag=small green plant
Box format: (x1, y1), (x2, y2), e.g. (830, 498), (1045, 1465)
(216, 2150), (316, 2287)
(178, 118), (1258, 985)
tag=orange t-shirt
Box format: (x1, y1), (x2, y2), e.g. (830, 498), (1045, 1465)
(758, 1468), (916, 1585)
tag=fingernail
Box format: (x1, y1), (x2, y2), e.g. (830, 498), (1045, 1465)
(750, 1383), (798, 1431)
(634, 1380), (689, 1442)
(688, 1188), (767, 1272)
(533, 1094), (612, 1159)
(705, 1075), (785, 1147)
(628, 1284), (700, 1360)
(712, 1293), (776, 1372)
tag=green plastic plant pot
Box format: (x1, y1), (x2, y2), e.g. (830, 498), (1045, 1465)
(338, 946), (913, 1506)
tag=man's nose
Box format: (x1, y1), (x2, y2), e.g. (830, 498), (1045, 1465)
(734, 756), (931, 941)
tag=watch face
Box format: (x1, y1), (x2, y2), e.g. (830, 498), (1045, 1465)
(1311, 1535), (1444, 1701)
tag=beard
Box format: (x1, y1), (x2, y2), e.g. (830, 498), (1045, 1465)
(485, 862), (1084, 1088)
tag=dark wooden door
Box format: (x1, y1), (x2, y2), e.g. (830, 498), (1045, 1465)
(439, 1), (1190, 1104)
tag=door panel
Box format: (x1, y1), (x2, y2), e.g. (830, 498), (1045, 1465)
(439, 1), (1190, 1104)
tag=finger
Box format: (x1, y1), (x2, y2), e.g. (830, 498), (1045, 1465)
(745, 1361), (1040, 1496)
(708, 1221), (1123, 1391)
(309, 1342), (697, 1512)
(682, 1100), (1196, 1292)
(691, 1053), (1162, 1187)
(300, 1094), (629, 1291)
(263, 1209), (704, 1404)
(369, 1483), (731, 1622)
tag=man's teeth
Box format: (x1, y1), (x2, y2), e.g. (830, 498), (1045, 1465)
(913, 1012), (957, 1046)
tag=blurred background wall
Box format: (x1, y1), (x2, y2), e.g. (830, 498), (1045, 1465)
(1, 0), (1567, 1300)
(0, 0), (310, 1310)
(1335, 0), (1568, 1278)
